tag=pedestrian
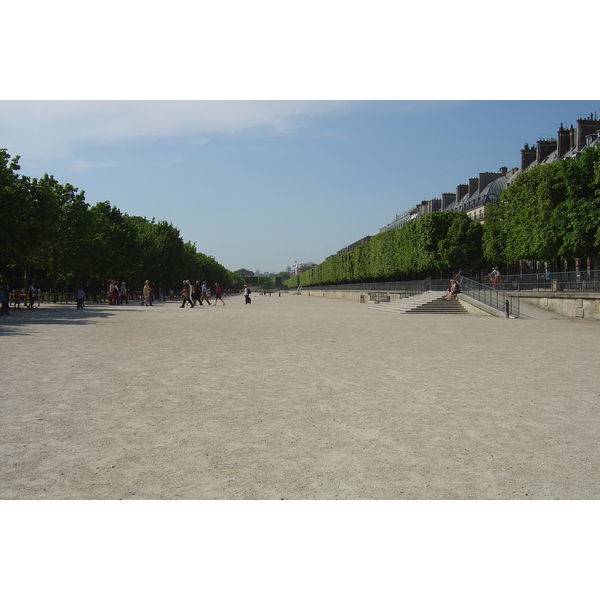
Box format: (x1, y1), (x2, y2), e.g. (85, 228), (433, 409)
(143, 280), (152, 306)
(213, 282), (225, 306)
(119, 282), (128, 305)
(28, 283), (35, 308)
(180, 280), (194, 308)
(76, 286), (85, 309)
(193, 281), (202, 306)
(243, 285), (251, 305)
(0, 284), (10, 316)
(489, 267), (502, 289)
(13, 287), (21, 309)
(109, 281), (119, 305)
(201, 281), (212, 305)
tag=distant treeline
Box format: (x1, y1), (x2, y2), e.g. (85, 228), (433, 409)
(0, 148), (241, 293)
(287, 145), (600, 287)
(287, 211), (484, 287)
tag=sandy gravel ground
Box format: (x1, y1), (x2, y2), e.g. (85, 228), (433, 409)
(1, 292), (599, 500)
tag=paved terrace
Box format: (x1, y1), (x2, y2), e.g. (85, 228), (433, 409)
(1, 293), (599, 499)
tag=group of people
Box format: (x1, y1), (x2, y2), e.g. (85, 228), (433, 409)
(180, 280), (226, 308)
(0, 279), (246, 315)
(444, 267), (501, 300)
(109, 281), (129, 305)
(0, 283), (40, 315)
(444, 279), (460, 300)
(576, 271), (589, 289)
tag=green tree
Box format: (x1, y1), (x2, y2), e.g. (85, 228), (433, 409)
(0, 150), (33, 269)
(483, 146), (600, 264)
(28, 175), (90, 291)
(259, 275), (274, 289)
(553, 147), (600, 259)
(437, 212), (484, 272)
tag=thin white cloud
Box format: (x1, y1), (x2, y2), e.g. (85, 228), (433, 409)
(72, 160), (118, 172)
(0, 100), (357, 161)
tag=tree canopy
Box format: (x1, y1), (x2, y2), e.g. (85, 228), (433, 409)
(287, 211), (484, 287)
(483, 146), (600, 264)
(0, 148), (238, 292)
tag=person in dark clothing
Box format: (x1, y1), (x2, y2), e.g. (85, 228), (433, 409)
(180, 280), (194, 308)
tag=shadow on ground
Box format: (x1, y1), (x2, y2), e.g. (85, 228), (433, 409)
(0, 303), (164, 337)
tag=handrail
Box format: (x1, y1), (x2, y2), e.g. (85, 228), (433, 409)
(301, 279), (431, 297)
(472, 269), (600, 292)
(455, 275), (519, 317)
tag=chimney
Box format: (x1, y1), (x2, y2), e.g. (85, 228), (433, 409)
(521, 144), (537, 170)
(536, 139), (557, 163)
(478, 172), (501, 193)
(499, 166), (508, 176)
(456, 184), (468, 201)
(468, 177), (479, 198)
(441, 193), (456, 209)
(429, 198), (441, 212)
(557, 124), (573, 157)
(576, 114), (600, 151)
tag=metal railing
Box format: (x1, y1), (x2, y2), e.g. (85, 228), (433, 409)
(300, 270), (600, 318)
(472, 270), (600, 292)
(454, 276), (519, 317)
(304, 279), (430, 296)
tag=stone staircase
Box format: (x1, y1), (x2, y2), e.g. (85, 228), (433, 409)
(367, 291), (469, 314)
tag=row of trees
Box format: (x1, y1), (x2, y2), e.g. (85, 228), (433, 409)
(482, 145), (600, 265)
(286, 211), (484, 287)
(0, 149), (241, 294)
(287, 145), (600, 288)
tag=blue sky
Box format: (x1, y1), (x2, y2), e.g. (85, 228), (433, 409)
(2, 3), (598, 275)
(3, 100), (599, 274)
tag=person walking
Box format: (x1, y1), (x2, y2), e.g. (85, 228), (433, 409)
(143, 280), (152, 306)
(76, 286), (85, 309)
(180, 280), (194, 308)
(489, 267), (502, 289)
(109, 281), (120, 305)
(243, 285), (251, 305)
(201, 281), (212, 306)
(119, 282), (128, 305)
(213, 282), (225, 306)
(28, 283), (36, 309)
(193, 281), (202, 306)
(0, 284), (10, 316)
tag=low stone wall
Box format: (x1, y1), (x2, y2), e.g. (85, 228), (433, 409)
(457, 297), (495, 317)
(297, 288), (600, 319)
(298, 289), (414, 302)
(513, 292), (600, 319)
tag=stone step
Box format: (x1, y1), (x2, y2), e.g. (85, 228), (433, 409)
(406, 298), (468, 314)
(368, 292), (469, 314)
(367, 291), (438, 313)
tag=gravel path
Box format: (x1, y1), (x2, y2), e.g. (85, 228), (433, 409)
(2, 293), (599, 499)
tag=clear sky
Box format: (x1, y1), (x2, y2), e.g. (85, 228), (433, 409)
(2, 4), (598, 277)
(3, 100), (599, 274)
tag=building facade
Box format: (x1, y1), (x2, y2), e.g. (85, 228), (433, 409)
(379, 112), (600, 231)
